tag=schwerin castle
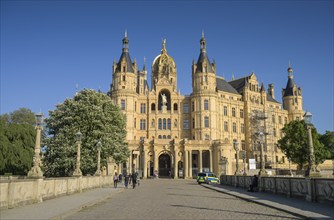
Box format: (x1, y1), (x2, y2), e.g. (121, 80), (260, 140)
(108, 33), (304, 178)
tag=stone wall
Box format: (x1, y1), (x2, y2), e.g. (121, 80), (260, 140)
(0, 176), (113, 209)
(220, 175), (334, 203)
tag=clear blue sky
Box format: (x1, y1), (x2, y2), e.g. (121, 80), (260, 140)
(1, 0), (333, 134)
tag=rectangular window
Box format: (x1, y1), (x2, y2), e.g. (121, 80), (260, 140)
(278, 116), (282, 124)
(232, 122), (237, 133)
(192, 102), (195, 112)
(240, 109), (244, 118)
(134, 119), (136, 128)
(232, 108), (236, 117)
(205, 134), (210, 140)
(241, 141), (246, 151)
(183, 119), (189, 130)
(224, 106), (228, 116)
(204, 116), (209, 128)
(140, 119), (146, 130)
(224, 121), (228, 132)
(204, 100), (209, 110)
(192, 118), (195, 129)
(183, 103), (189, 113)
(273, 128), (277, 137)
(140, 103), (146, 114)
(134, 102), (137, 112)
(272, 115), (275, 123)
(241, 123), (245, 133)
(121, 99), (126, 110)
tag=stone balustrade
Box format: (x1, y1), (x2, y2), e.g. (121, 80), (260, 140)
(220, 175), (334, 203)
(0, 176), (114, 209)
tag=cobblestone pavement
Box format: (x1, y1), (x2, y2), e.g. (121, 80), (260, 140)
(65, 179), (300, 219)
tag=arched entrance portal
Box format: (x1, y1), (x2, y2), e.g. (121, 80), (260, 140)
(158, 153), (171, 177)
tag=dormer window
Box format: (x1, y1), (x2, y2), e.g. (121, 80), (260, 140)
(123, 66), (126, 72)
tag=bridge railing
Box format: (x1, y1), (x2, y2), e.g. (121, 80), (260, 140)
(220, 175), (334, 204)
(0, 175), (113, 209)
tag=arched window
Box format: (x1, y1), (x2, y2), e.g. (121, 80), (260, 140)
(174, 103), (178, 111)
(158, 135), (162, 139)
(151, 103), (156, 111)
(163, 135), (166, 139)
(167, 118), (171, 130)
(163, 118), (167, 130)
(158, 119), (162, 130)
(167, 135), (171, 139)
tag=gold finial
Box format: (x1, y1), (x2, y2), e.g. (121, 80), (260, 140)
(162, 38), (167, 53)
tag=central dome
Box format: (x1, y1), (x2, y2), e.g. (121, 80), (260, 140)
(152, 39), (176, 74)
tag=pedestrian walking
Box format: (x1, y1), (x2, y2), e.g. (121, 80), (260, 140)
(113, 173), (119, 188)
(131, 173), (137, 189)
(119, 173), (123, 184)
(124, 174), (129, 189)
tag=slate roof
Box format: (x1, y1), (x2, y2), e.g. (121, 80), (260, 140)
(267, 94), (280, 103)
(116, 51), (134, 73)
(283, 77), (295, 97)
(228, 77), (248, 93)
(195, 52), (214, 73)
(216, 77), (239, 94)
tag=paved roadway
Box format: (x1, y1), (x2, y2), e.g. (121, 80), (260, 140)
(64, 179), (300, 220)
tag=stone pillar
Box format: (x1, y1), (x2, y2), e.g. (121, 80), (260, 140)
(154, 150), (158, 174)
(184, 150), (189, 178)
(199, 150), (203, 173)
(174, 152), (178, 179)
(189, 150), (192, 178)
(209, 149), (213, 172)
(143, 150), (147, 178)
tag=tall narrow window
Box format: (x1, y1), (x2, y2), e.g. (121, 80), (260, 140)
(163, 118), (167, 130)
(232, 108), (236, 117)
(240, 109), (244, 118)
(224, 121), (228, 132)
(192, 102), (195, 112)
(278, 116), (282, 124)
(272, 115), (275, 123)
(121, 99), (126, 110)
(167, 118), (171, 130)
(273, 128), (277, 137)
(183, 119), (189, 130)
(140, 119), (146, 130)
(204, 100), (209, 110)
(140, 103), (146, 114)
(224, 106), (228, 116)
(183, 103), (189, 113)
(192, 118), (195, 128)
(122, 75), (126, 81)
(158, 119), (162, 130)
(233, 122), (237, 133)
(204, 116), (209, 128)
(241, 123), (245, 133)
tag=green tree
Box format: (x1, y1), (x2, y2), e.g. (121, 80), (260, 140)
(320, 131), (334, 159)
(278, 120), (330, 170)
(43, 89), (128, 177)
(0, 109), (36, 175)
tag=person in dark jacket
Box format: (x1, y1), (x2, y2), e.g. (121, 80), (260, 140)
(131, 173), (137, 189)
(124, 174), (129, 188)
(248, 175), (258, 192)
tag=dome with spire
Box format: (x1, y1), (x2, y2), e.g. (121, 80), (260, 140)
(152, 39), (176, 75)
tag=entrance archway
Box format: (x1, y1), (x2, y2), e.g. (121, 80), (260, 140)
(158, 153), (171, 177)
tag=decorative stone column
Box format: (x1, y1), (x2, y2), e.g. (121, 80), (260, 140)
(174, 152), (178, 179)
(188, 150), (192, 178)
(209, 149), (213, 172)
(199, 150), (203, 173)
(184, 150), (189, 178)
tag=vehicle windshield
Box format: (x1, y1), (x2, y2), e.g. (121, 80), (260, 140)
(197, 173), (206, 177)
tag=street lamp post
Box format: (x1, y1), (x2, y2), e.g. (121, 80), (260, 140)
(95, 140), (102, 176)
(242, 150), (247, 176)
(288, 157), (293, 177)
(234, 141), (241, 175)
(73, 131), (82, 177)
(258, 132), (267, 176)
(304, 112), (320, 177)
(28, 112), (44, 178)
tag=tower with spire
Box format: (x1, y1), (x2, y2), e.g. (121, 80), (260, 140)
(110, 31), (138, 140)
(282, 64), (304, 121)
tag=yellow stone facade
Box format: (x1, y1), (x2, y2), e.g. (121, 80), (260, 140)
(109, 34), (304, 178)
